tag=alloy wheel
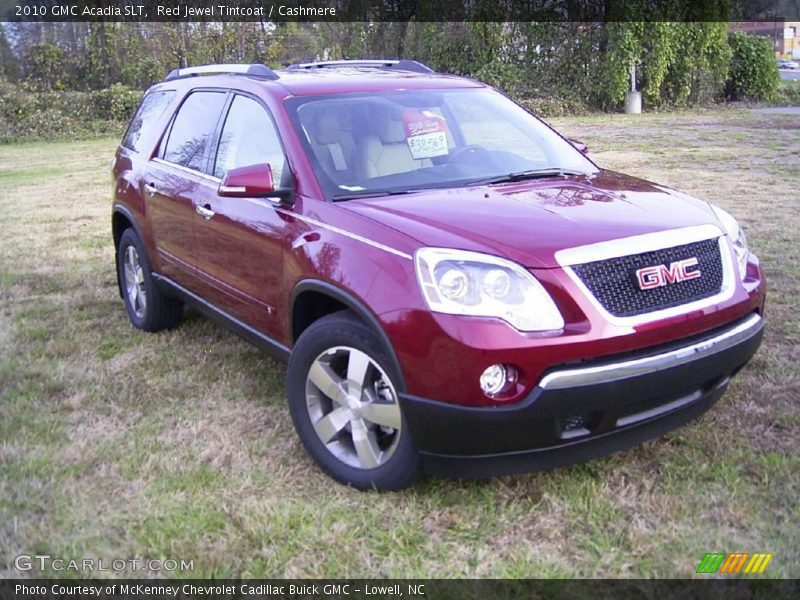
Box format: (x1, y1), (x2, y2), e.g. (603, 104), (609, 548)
(305, 346), (402, 470)
(123, 245), (147, 319)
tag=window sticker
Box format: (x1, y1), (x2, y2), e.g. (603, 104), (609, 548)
(402, 109), (449, 160)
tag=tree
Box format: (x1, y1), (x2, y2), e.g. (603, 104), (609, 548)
(25, 42), (66, 89)
(0, 26), (20, 81)
(84, 23), (121, 89)
(726, 32), (780, 101)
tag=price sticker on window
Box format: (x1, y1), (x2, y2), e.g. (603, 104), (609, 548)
(403, 110), (449, 160)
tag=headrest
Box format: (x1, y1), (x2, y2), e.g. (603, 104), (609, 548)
(311, 114), (342, 145)
(376, 113), (406, 144)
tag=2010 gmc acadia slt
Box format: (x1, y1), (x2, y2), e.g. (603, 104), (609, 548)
(112, 61), (765, 490)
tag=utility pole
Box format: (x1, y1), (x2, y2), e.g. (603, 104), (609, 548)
(625, 62), (642, 114)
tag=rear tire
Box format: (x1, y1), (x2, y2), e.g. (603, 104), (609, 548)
(287, 311), (420, 491)
(117, 228), (182, 332)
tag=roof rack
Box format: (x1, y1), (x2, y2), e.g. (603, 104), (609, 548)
(165, 63), (279, 81)
(285, 59), (434, 74)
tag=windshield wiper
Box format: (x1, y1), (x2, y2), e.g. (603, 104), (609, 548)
(332, 169), (587, 200)
(332, 188), (425, 201)
(474, 168), (587, 186)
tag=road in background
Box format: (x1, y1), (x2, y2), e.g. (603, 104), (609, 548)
(780, 68), (800, 81)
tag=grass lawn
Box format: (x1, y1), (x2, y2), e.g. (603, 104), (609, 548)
(0, 108), (798, 579)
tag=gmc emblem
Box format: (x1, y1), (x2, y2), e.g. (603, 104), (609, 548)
(636, 258), (701, 290)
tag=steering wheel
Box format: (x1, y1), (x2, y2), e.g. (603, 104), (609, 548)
(447, 145), (489, 164)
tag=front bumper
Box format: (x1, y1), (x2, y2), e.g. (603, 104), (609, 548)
(399, 312), (764, 478)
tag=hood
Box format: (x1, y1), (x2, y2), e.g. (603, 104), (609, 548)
(340, 171), (721, 268)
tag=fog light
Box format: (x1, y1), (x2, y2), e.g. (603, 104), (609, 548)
(480, 364), (514, 396)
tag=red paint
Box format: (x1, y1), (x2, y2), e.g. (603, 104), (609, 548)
(218, 163), (275, 197)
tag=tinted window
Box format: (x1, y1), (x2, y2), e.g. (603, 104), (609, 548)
(447, 94), (548, 164)
(286, 89), (597, 201)
(214, 95), (286, 183)
(162, 91), (227, 172)
(122, 91), (174, 153)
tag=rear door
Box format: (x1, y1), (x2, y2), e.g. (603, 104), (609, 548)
(192, 93), (291, 339)
(144, 90), (228, 290)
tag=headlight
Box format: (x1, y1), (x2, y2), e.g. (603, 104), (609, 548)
(709, 204), (749, 277)
(415, 248), (564, 331)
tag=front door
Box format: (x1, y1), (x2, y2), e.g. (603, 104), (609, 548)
(193, 94), (290, 339)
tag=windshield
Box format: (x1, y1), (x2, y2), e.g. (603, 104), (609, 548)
(285, 88), (598, 201)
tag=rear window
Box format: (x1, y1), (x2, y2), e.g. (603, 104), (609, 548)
(121, 91), (175, 153)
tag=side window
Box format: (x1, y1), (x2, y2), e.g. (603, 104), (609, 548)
(162, 91), (227, 172)
(122, 90), (175, 153)
(213, 95), (286, 183)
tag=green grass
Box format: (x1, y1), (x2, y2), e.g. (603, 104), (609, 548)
(1, 110), (799, 578)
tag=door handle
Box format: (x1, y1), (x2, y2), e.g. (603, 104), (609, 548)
(144, 183), (158, 196)
(196, 204), (215, 220)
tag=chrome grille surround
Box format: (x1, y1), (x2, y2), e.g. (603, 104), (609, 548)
(556, 225), (735, 328)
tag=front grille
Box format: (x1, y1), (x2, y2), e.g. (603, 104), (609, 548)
(571, 238), (724, 317)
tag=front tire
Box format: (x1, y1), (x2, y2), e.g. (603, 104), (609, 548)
(117, 228), (182, 332)
(287, 312), (420, 491)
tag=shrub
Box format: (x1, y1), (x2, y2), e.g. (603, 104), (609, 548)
(14, 109), (76, 139)
(726, 32), (780, 101)
(0, 81), (30, 125)
(472, 61), (520, 97)
(516, 97), (591, 118)
(0, 82), (141, 142)
(776, 82), (800, 106)
(91, 84), (143, 122)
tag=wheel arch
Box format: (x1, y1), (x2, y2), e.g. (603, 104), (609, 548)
(112, 205), (147, 298)
(290, 279), (406, 392)
(112, 204), (145, 250)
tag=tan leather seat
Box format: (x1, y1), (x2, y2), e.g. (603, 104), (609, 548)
(308, 114), (356, 183)
(358, 109), (432, 179)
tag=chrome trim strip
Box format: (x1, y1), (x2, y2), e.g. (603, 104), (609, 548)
(538, 313), (762, 390)
(151, 158), (222, 184)
(150, 162), (412, 260)
(219, 185), (246, 194)
(247, 200), (413, 260)
(555, 225), (723, 266)
(283, 209), (413, 260)
(557, 226), (736, 328)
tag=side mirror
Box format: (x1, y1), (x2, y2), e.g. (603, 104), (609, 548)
(218, 163), (293, 204)
(569, 139), (589, 155)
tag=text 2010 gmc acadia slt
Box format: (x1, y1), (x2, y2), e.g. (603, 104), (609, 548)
(112, 61), (765, 490)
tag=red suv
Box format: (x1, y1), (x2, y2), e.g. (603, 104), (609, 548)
(112, 61), (765, 490)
